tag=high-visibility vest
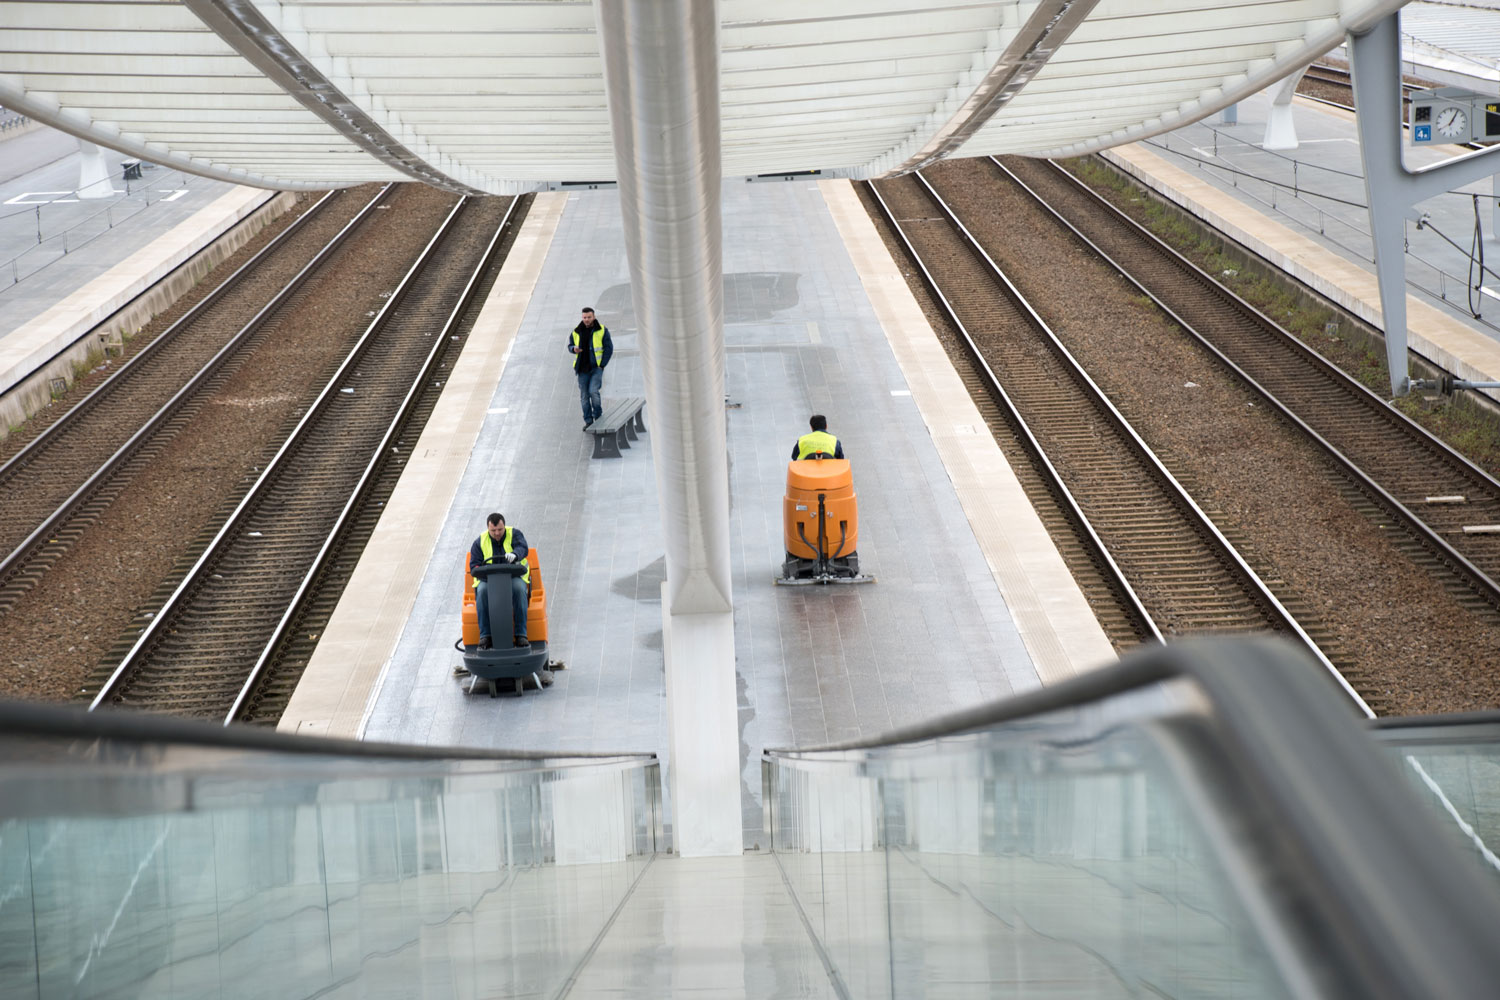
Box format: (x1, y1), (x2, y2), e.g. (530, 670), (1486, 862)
(796, 430), (840, 460)
(476, 527), (530, 586)
(571, 327), (606, 371)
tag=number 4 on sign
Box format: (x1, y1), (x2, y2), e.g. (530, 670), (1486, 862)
(157, 189), (187, 202)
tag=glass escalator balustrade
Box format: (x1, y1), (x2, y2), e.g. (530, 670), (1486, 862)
(0, 732), (661, 999)
(1376, 723), (1500, 887)
(766, 704), (1292, 999)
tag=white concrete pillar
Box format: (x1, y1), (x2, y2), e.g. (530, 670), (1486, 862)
(76, 138), (114, 199)
(1262, 67), (1308, 151)
(661, 596), (741, 856)
(597, 0), (741, 857)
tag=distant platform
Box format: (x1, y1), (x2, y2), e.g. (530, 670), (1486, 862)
(0, 123), (285, 427)
(1105, 90), (1500, 400)
(280, 179), (1114, 847)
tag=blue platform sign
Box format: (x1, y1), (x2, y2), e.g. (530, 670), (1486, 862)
(1415, 124), (1432, 142)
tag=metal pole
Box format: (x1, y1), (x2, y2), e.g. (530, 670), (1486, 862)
(1350, 14), (1416, 395)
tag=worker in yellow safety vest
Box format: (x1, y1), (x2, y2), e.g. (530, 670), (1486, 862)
(469, 513), (530, 649)
(568, 306), (614, 430)
(792, 414), (845, 460)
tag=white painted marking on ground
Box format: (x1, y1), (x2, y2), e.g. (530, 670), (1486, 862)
(4, 191), (73, 205)
(806, 321), (820, 344)
(890, 389), (911, 396)
(158, 189), (188, 202)
(487, 407), (509, 414)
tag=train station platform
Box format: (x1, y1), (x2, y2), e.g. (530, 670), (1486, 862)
(0, 123), (293, 433)
(279, 180), (1115, 846)
(1103, 88), (1500, 398)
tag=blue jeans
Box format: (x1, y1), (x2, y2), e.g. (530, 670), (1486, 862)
(475, 576), (529, 643)
(577, 368), (603, 423)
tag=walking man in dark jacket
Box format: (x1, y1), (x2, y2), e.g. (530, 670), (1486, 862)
(568, 306), (614, 430)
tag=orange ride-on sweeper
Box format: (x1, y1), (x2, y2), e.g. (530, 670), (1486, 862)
(777, 456), (875, 585)
(457, 548), (553, 697)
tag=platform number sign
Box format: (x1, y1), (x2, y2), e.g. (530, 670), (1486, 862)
(1413, 103), (1433, 143)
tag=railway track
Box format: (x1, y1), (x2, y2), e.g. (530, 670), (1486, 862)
(87, 194), (519, 720)
(1298, 61), (1425, 116)
(994, 156), (1500, 623)
(232, 195), (530, 726)
(0, 185), (385, 613)
(864, 172), (1361, 708)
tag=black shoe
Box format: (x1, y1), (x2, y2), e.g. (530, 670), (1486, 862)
(479, 637), (492, 650)
(583, 421), (593, 431)
(513, 638), (530, 649)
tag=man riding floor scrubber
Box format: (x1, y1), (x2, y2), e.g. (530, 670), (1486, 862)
(777, 429), (875, 585)
(456, 547), (553, 697)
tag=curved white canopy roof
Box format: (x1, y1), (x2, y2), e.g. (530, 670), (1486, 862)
(2, 0), (1405, 193)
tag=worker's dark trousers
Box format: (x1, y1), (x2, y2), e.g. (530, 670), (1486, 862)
(577, 368), (603, 424)
(475, 576), (528, 642)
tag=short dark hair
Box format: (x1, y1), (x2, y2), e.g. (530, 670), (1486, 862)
(809, 414), (827, 432)
(487, 512), (505, 527)
(581, 306), (595, 314)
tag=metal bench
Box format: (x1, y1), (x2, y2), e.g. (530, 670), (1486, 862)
(590, 396), (646, 458)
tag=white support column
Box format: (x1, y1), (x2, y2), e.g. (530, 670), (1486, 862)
(597, 0), (741, 857)
(1350, 16), (1415, 396)
(661, 590), (739, 856)
(1351, 13), (1500, 396)
(76, 138), (113, 199)
(1262, 67), (1308, 151)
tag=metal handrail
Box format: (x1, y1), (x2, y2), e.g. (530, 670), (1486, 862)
(0, 166), (199, 288)
(0, 695), (653, 764)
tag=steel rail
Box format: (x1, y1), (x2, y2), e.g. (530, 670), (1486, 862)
(0, 185), (392, 590)
(901, 168), (1330, 663)
(1006, 155), (1500, 620)
(91, 193), (469, 711)
(874, 168), (1339, 672)
(862, 177), (1160, 645)
(224, 194), (520, 724)
(0, 188), (337, 483)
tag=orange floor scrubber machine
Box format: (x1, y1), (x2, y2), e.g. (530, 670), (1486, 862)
(777, 455), (875, 585)
(455, 547), (553, 697)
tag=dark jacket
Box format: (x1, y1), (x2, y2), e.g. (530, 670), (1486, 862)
(568, 321), (614, 374)
(470, 527), (528, 577)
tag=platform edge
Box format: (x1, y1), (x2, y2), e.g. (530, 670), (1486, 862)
(276, 192), (568, 738)
(817, 178), (1115, 685)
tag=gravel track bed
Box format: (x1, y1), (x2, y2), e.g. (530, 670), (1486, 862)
(238, 194), (532, 726)
(0, 189), (331, 462)
(1298, 77), (1356, 108)
(96, 195), (513, 719)
(899, 158), (1500, 714)
(0, 186), (379, 572)
(0, 184), (456, 702)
